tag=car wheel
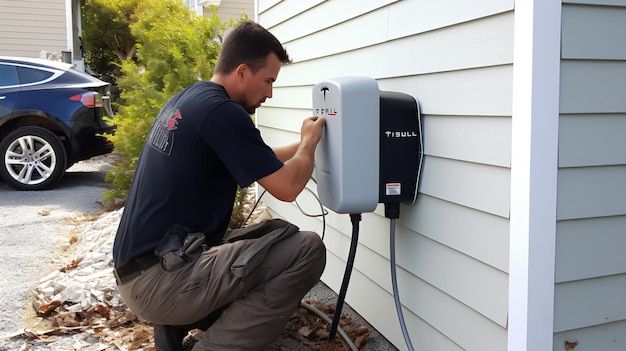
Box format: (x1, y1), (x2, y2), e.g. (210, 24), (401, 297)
(0, 127), (67, 190)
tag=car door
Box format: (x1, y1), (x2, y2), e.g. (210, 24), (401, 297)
(0, 63), (20, 121)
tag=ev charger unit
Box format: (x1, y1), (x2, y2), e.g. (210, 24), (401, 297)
(313, 76), (422, 214)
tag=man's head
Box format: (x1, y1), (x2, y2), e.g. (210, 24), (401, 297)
(215, 21), (290, 75)
(212, 21), (291, 114)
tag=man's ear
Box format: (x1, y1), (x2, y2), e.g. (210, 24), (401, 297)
(235, 63), (248, 82)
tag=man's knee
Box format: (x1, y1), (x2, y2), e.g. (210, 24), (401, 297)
(296, 231), (326, 282)
(299, 230), (325, 255)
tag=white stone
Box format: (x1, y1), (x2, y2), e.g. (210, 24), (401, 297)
(39, 286), (55, 297)
(39, 270), (61, 283)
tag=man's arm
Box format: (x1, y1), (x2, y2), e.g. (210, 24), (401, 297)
(258, 116), (325, 202)
(272, 142), (299, 162)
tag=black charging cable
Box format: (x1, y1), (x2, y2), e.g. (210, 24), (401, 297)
(326, 213), (362, 346)
(246, 185), (417, 350)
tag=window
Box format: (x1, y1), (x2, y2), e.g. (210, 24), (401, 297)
(17, 66), (54, 84)
(0, 65), (19, 87)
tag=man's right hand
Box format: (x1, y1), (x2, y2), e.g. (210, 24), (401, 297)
(258, 116), (326, 202)
(300, 116), (325, 147)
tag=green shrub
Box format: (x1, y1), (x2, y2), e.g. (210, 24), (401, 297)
(102, 0), (245, 205)
(82, 0), (138, 74)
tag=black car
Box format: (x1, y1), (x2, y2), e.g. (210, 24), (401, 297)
(0, 56), (116, 190)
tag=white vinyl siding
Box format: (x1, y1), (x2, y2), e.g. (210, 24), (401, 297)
(202, 0), (253, 22)
(554, 1), (626, 349)
(0, 0), (67, 57)
(257, 0), (514, 349)
(559, 114), (626, 167)
(275, 13), (513, 87)
(557, 166), (626, 220)
(555, 216), (626, 283)
(560, 61), (626, 114)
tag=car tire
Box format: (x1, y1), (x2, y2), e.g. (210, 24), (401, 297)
(0, 126), (67, 190)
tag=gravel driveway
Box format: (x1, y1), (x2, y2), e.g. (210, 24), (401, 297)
(0, 155), (115, 341)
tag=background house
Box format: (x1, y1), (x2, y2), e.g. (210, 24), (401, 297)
(254, 0), (626, 350)
(0, 0), (84, 68)
(1, 0), (252, 68)
(185, 0), (253, 22)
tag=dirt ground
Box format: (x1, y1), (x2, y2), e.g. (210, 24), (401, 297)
(11, 293), (379, 351)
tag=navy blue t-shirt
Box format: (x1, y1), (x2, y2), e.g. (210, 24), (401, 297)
(113, 81), (283, 267)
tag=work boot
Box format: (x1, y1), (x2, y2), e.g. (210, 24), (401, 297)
(153, 306), (227, 350)
(153, 324), (188, 351)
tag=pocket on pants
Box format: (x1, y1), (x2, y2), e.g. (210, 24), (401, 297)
(230, 220), (300, 278)
(155, 224), (207, 272)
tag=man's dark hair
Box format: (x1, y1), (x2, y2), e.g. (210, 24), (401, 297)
(215, 21), (291, 74)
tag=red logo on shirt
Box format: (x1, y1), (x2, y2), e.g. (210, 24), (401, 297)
(167, 109), (183, 131)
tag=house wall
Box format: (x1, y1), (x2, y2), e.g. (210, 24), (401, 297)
(553, 1), (626, 349)
(202, 0), (253, 22)
(0, 0), (68, 58)
(256, 0), (514, 349)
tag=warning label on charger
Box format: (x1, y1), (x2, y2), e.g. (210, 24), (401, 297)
(386, 183), (401, 195)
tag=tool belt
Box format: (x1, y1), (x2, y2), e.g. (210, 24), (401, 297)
(115, 224), (205, 285)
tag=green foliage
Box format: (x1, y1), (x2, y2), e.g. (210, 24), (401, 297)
(82, 0), (139, 76)
(229, 187), (251, 229)
(102, 0), (246, 204)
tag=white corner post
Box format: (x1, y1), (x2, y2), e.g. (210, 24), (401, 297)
(65, 0), (73, 53)
(508, 0), (561, 350)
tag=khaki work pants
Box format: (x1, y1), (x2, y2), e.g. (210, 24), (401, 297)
(117, 220), (326, 351)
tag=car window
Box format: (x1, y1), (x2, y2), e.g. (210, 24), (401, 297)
(0, 65), (20, 87)
(17, 66), (54, 84)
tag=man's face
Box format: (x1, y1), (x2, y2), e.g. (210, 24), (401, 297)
(240, 52), (281, 114)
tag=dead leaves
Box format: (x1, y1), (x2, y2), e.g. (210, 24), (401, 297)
(33, 286), (137, 340)
(22, 307), (151, 351)
(565, 340), (579, 350)
(264, 299), (372, 351)
(31, 298), (374, 351)
(28, 301), (150, 350)
(320, 343), (338, 351)
(51, 305), (135, 331)
(37, 301), (136, 332)
(37, 300), (62, 316)
(98, 321), (155, 351)
(59, 257), (83, 272)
